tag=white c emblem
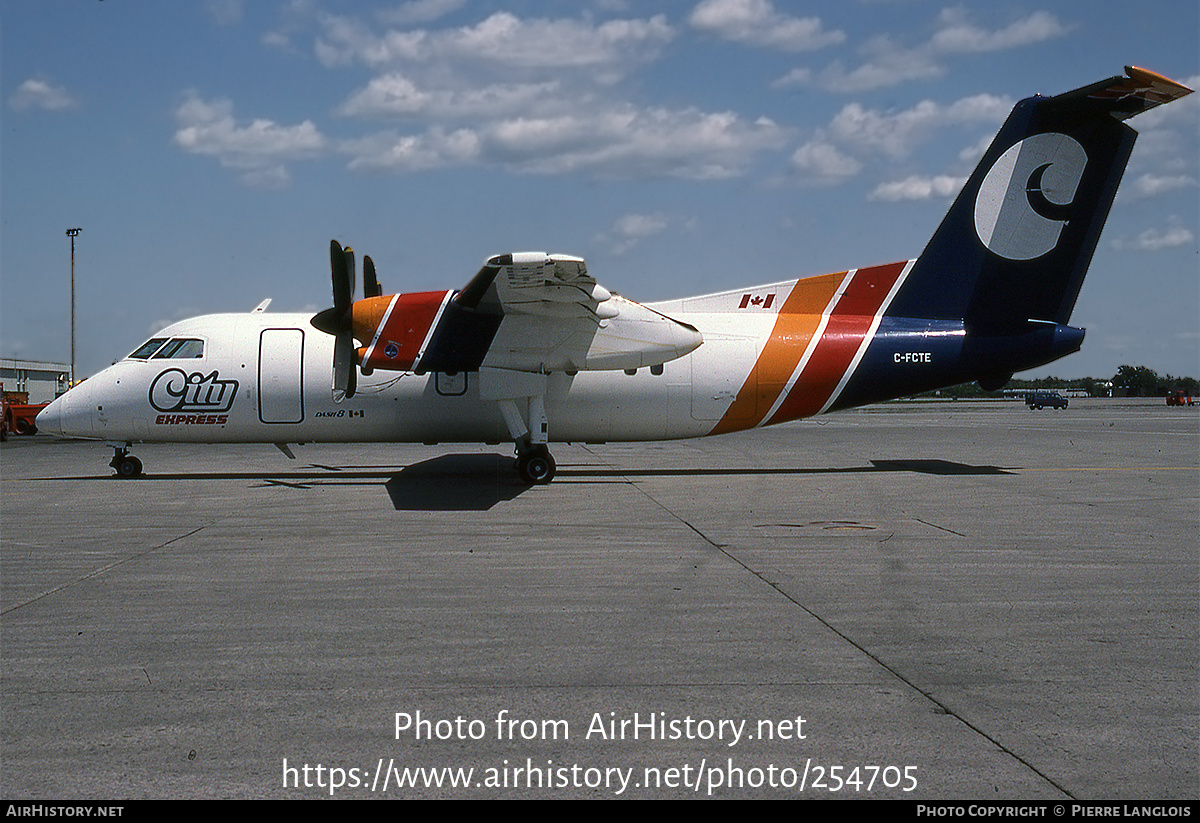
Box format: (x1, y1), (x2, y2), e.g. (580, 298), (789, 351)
(974, 133), (1087, 261)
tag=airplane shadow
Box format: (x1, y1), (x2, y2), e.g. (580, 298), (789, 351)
(557, 459), (1012, 479)
(41, 456), (1012, 512)
(385, 456), (1011, 510)
(385, 454), (529, 511)
(867, 459), (1012, 476)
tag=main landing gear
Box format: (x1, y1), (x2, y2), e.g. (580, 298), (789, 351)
(497, 395), (556, 484)
(109, 445), (143, 478)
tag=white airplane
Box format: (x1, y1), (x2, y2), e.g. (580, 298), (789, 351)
(37, 67), (1192, 483)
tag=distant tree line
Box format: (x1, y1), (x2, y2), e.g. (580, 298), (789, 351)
(1110, 365), (1199, 397)
(909, 366), (1198, 399)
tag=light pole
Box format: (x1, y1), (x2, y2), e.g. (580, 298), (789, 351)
(66, 228), (81, 386)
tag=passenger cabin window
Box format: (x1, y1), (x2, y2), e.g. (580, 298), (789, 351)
(129, 338), (168, 359)
(152, 338), (205, 359)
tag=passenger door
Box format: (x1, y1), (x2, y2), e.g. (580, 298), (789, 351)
(258, 328), (304, 424)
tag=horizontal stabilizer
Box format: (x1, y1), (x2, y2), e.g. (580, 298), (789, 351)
(1050, 66), (1194, 121)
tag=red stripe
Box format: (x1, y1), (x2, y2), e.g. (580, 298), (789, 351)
(833, 261), (906, 316)
(361, 291), (449, 372)
(766, 262), (906, 424)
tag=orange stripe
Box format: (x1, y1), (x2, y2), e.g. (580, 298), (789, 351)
(709, 271), (848, 435)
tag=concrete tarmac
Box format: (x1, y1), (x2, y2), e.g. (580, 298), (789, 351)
(2, 398), (1196, 799)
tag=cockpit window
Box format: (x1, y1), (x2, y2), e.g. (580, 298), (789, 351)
(129, 338), (168, 359)
(152, 338), (205, 359)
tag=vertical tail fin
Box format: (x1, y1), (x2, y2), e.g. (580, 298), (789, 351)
(886, 67), (1192, 334)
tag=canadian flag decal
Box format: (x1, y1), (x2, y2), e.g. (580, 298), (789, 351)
(738, 293), (775, 309)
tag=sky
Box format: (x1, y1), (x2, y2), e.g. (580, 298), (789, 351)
(2, 0), (1197, 382)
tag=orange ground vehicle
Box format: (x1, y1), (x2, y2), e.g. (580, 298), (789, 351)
(2, 390), (49, 438)
(1166, 389), (1195, 406)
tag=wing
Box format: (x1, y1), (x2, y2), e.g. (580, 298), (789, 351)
(342, 252), (701, 376)
(476, 252), (616, 320)
(449, 252), (702, 373)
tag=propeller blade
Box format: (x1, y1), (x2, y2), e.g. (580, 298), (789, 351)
(364, 255), (381, 297)
(333, 332), (357, 402)
(331, 240), (351, 313)
(344, 246), (356, 300)
(324, 240), (360, 402)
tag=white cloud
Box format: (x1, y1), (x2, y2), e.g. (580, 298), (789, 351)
(173, 94), (326, 187)
(305, 7), (790, 181)
(783, 34), (942, 93)
(603, 212), (672, 254)
(828, 94), (1011, 158)
(688, 0), (844, 51)
(315, 11), (674, 74)
(772, 67), (811, 89)
(614, 212), (669, 238)
(784, 8), (1070, 93)
(868, 174), (966, 202)
(237, 166), (293, 190)
(1127, 173), (1199, 199)
(337, 73), (561, 120)
(788, 93), (1009, 188)
(343, 127), (481, 173)
(205, 0), (243, 27)
(9, 78), (79, 112)
(930, 8), (1069, 53)
(344, 102), (786, 179)
(957, 134), (995, 166)
(525, 108), (783, 179)
(1112, 223), (1195, 252)
(789, 141), (861, 185)
(376, 0), (465, 26)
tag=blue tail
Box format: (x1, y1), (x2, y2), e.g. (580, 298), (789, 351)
(832, 67), (1192, 407)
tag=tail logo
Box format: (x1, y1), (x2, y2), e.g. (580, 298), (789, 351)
(974, 132), (1087, 261)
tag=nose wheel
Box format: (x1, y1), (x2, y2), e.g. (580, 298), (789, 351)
(109, 446), (144, 478)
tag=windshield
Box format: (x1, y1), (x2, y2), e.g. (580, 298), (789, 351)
(151, 338), (204, 359)
(128, 337), (205, 360)
(128, 338), (168, 359)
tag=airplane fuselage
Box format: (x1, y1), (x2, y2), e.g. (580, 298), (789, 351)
(38, 261), (1083, 449)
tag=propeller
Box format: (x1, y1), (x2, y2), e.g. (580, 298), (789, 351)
(311, 239), (360, 402)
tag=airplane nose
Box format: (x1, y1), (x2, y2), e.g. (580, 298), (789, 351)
(36, 390), (90, 437)
(36, 394), (65, 436)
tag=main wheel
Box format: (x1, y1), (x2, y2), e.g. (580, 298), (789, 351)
(517, 447), (556, 485)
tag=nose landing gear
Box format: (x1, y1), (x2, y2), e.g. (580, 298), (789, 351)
(109, 445), (143, 478)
